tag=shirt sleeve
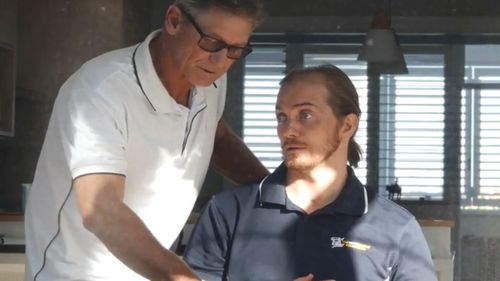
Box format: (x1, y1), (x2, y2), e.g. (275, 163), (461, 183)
(55, 84), (128, 179)
(393, 218), (438, 281)
(183, 197), (232, 281)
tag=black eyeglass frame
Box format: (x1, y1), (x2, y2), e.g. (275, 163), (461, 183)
(178, 5), (253, 60)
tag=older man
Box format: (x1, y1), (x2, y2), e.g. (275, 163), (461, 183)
(24, 1), (268, 280)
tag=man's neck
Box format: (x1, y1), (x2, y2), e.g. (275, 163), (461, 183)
(286, 161), (348, 214)
(149, 34), (192, 107)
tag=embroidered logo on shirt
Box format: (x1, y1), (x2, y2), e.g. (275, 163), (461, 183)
(330, 236), (372, 251)
(330, 237), (345, 248)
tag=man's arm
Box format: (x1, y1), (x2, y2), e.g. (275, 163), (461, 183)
(211, 120), (269, 185)
(74, 174), (200, 281)
(393, 218), (438, 281)
(183, 197), (232, 280)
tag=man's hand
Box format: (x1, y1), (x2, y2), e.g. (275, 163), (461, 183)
(294, 273), (335, 281)
(294, 273), (314, 281)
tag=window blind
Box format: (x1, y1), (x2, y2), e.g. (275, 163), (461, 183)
(380, 54), (446, 199)
(243, 47), (286, 171)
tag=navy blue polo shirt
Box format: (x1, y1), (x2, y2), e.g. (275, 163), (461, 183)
(184, 164), (437, 281)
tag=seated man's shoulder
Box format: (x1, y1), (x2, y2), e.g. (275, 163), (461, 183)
(369, 195), (415, 224)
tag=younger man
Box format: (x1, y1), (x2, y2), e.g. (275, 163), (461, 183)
(184, 65), (437, 281)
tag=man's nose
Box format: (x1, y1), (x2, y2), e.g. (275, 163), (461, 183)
(282, 120), (299, 138)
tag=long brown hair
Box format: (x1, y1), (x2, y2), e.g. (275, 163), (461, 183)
(279, 64), (363, 167)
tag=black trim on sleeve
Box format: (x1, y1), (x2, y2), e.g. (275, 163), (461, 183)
(73, 172), (126, 181)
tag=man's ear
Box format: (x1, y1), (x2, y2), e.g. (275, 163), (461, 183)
(340, 113), (359, 141)
(164, 5), (182, 35)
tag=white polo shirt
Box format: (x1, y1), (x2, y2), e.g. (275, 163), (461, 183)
(24, 30), (226, 281)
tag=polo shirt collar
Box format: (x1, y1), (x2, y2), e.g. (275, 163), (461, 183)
(133, 30), (207, 115)
(258, 163), (288, 206)
(318, 168), (369, 216)
(258, 163), (368, 216)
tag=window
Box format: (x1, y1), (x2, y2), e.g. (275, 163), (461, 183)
(462, 45), (500, 211)
(380, 54), (445, 200)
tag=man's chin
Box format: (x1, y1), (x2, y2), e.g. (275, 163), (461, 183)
(284, 158), (314, 170)
(191, 70), (222, 87)
(192, 78), (216, 87)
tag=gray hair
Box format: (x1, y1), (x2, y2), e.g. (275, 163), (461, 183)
(173, 0), (266, 27)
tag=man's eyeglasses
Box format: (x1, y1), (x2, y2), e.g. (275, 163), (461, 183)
(178, 6), (253, 60)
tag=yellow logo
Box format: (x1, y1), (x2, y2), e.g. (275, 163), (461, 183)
(343, 240), (371, 251)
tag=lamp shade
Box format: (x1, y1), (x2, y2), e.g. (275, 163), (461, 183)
(358, 10), (408, 74)
(358, 29), (402, 62)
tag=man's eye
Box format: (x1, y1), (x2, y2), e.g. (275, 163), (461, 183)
(201, 36), (226, 49)
(300, 112), (312, 119)
(276, 114), (287, 123)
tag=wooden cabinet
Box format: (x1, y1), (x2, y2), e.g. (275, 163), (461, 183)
(419, 220), (454, 281)
(0, 213), (23, 222)
(0, 253), (24, 281)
